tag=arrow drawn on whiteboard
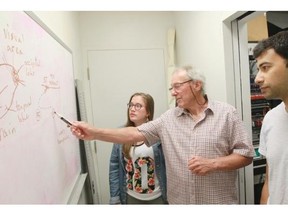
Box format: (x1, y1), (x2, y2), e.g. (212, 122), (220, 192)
(37, 74), (60, 110)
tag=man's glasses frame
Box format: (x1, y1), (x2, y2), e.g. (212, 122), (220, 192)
(169, 79), (192, 91)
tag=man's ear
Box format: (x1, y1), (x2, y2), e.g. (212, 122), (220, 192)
(193, 80), (202, 91)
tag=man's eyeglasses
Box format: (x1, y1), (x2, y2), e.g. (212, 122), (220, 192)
(169, 79), (192, 91)
(127, 103), (143, 111)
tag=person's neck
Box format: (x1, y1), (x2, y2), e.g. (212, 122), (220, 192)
(284, 100), (288, 113)
(187, 102), (207, 117)
(186, 96), (207, 115)
(134, 121), (146, 127)
(281, 96), (288, 112)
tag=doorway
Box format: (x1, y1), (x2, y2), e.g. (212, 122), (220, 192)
(230, 11), (287, 204)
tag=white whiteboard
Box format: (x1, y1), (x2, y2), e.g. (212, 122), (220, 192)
(0, 11), (81, 204)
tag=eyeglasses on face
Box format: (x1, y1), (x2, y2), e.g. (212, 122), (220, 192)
(169, 79), (192, 91)
(127, 103), (143, 111)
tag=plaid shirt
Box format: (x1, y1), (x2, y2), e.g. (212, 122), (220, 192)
(137, 100), (254, 204)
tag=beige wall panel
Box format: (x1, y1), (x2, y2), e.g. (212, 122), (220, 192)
(247, 14), (268, 41)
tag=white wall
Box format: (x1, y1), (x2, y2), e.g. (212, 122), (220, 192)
(173, 11), (235, 102)
(78, 11), (175, 118)
(79, 12), (174, 49)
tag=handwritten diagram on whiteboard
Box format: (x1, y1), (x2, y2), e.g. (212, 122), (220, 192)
(0, 11), (81, 204)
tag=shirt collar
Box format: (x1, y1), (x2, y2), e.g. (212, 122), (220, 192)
(175, 99), (215, 117)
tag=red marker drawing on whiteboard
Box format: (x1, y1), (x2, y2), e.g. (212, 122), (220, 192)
(54, 111), (73, 126)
